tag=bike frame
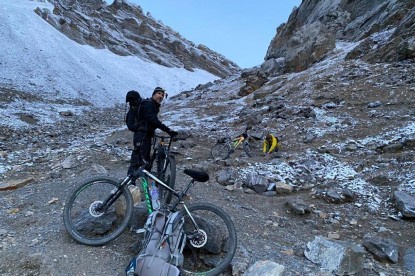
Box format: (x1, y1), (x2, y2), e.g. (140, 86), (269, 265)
(231, 136), (244, 149)
(136, 169), (203, 234)
(139, 169), (179, 213)
(99, 166), (196, 217)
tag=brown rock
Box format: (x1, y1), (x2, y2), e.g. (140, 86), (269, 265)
(0, 177), (34, 191)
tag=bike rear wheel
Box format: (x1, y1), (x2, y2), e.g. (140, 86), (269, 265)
(210, 143), (231, 160)
(158, 155), (176, 205)
(63, 176), (133, 246)
(180, 203), (237, 276)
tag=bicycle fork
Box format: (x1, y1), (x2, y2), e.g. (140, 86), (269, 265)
(181, 204), (206, 244)
(96, 177), (131, 213)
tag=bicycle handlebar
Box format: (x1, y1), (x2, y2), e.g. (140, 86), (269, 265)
(150, 134), (185, 167)
(154, 134), (186, 142)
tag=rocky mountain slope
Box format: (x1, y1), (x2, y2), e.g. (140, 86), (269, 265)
(264, 0), (414, 74)
(35, 0), (240, 78)
(0, 0), (414, 275)
(1, 51), (414, 275)
(161, 42), (415, 275)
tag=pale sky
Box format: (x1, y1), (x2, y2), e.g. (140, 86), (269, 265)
(131, 1), (302, 68)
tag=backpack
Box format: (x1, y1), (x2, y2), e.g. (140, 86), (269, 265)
(125, 211), (186, 276)
(125, 90), (142, 132)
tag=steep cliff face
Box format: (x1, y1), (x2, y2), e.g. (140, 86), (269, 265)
(35, 0), (240, 78)
(265, 0), (415, 73)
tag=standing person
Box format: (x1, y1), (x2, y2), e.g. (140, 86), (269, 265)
(128, 87), (178, 177)
(262, 133), (279, 159)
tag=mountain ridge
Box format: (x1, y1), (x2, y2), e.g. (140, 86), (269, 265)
(35, 0), (240, 78)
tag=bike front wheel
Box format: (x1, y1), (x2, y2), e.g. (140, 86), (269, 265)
(158, 155), (176, 205)
(210, 143), (231, 160)
(243, 141), (252, 157)
(63, 176), (133, 246)
(180, 203), (237, 276)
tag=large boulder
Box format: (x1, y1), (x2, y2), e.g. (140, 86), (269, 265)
(305, 236), (365, 275)
(283, 21), (335, 72)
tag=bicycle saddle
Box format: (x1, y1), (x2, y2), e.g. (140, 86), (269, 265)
(184, 169), (209, 182)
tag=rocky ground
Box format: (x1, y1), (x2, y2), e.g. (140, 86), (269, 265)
(0, 59), (415, 275)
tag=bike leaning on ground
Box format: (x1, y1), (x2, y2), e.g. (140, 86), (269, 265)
(62, 150), (237, 275)
(210, 132), (251, 160)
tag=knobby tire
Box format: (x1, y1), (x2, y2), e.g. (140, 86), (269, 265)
(210, 143), (231, 160)
(159, 155), (176, 205)
(63, 176), (133, 246)
(180, 203), (237, 276)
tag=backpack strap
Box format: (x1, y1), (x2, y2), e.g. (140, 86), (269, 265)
(164, 212), (186, 267)
(144, 211), (169, 267)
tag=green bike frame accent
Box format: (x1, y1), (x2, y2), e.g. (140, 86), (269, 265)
(140, 177), (153, 213)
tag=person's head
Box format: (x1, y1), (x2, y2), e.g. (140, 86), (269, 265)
(152, 87), (165, 104)
(266, 134), (272, 141)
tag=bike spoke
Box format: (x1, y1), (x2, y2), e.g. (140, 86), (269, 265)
(63, 177), (133, 246)
(211, 143), (230, 160)
(180, 203), (237, 275)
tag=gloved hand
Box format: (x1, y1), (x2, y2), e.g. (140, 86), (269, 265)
(169, 130), (178, 137)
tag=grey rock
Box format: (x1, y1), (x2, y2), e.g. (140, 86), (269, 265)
(285, 198), (310, 215)
(305, 236), (365, 275)
(363, 235), (399, 263)
(394, 191), (415, 218)
(404, 138), (415, 149)
(275, 182), (294, 194)
(404, 247), (415, 274)
(324, 189), (343, 203)
(244, 260), (284, 276)
(377, 143), (404, 153)
(238, 69), (269, 97)
(216, 169), (234, 186)
(260, 58), (286, 77)
(89, 164), (109, 175)
(243, 173), (268, 193)
(367, 101), (382, 108)
(74, 207), (117, 234)
(61, 155), (79, 169)
(231, 245), (251, 276)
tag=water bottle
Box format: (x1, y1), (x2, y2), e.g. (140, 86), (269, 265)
(150, 181), (160, 210)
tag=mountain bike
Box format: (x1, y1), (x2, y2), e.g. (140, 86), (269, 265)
(211, 132), (251, 160)
(149, 134), (177, 204)
(63, 165), (237, 275)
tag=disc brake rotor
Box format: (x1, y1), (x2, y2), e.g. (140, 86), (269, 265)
(190, 229), (207, 248)
(89, 201), (104, 217)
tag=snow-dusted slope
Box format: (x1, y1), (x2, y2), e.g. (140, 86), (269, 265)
(0, 1), (219, 107)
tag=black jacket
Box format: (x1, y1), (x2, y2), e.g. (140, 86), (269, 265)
(136, 98), (170, 136)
